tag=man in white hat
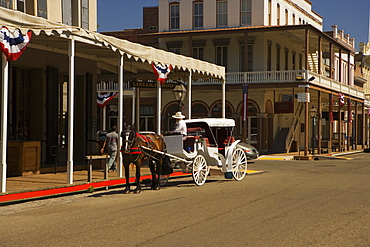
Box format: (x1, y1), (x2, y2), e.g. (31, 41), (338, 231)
(171, 111), (187, 137)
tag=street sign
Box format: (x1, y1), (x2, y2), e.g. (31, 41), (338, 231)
(297, 92), (310, 102)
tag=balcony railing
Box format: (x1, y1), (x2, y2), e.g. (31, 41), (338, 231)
(97, 70), (365, 99)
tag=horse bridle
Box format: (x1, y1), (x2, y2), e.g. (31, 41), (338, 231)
(122, 128), (135, 154)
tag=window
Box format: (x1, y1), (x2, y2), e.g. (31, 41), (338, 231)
(216, 46), (228, 67)
(170, 3), (180, 30)
(292, 13), (295, 25)
(285, 9), (288, 25)
(268, 0), (271, 26)
(267, 41), (272, 71)
(240, 44), (253, 72)
(241, 0), (251, 25)
(81, 0), (89, 29)
(0, 0), (12, 9)
(62, 0), (72, 25)
(37, 0), (47, 18)
(277, 4), (280, 25)
(193, 47), (204, 60)
(169, 48), (181, 54)
(17, 0), (25, 12)
(193, 1), (203, 29)
(276, 44), (281, 71)
(217, 0), (228, 27)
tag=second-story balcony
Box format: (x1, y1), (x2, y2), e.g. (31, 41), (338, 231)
(97, 70), (365, 100)
(194, 70), (364, 99)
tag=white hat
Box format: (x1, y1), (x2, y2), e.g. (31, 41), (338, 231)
(172, 111), (185, 119)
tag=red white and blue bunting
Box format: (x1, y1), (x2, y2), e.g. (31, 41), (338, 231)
(151, 62), (172, 84)
(338, 93), (345, 107)
(97, 92), (118, 107)
(0, 26), (32, 61)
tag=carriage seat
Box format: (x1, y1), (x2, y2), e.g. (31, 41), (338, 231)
(187, 127), (202, 137)
(218, 136), (236, 152)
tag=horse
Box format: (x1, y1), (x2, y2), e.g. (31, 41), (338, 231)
(120, 125), (168, 194)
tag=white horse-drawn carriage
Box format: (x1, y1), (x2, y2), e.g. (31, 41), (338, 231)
(162, 118), (249, 186)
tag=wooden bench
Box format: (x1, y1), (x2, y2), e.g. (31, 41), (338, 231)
(85, 154), (108, 182)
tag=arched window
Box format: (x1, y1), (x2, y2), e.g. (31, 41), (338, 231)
(163, 101), (181, 131)
(285, 9), (288, 25)
(192, 101), (209, 118)
(277, 4), (280, 25)
(210, 101), (234, 118)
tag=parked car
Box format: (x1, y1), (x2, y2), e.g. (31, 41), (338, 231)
(236, 142), (259, 160)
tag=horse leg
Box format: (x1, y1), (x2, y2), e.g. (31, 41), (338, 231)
(149, 159), (160, 190)
(133, 162), (141, 194)
(123, 157), (130, 194)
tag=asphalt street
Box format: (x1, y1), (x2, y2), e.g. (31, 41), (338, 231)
(1, 153), (369, 246)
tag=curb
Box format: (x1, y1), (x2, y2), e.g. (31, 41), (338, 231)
(0, 169), (263, 205)
(0, 171), (187, 205)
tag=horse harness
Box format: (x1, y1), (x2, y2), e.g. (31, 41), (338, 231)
(124, 132), (162, 162)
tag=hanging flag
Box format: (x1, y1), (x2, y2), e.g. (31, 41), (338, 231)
(242, 84), (249, 121)
(338, 93), (345, 107)
(97, 92), (118, 107)
(0, 26), (32, 61)
(151, 62), (172, 84)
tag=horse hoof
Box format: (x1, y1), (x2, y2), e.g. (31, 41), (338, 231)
(152, 186), (160, 190)
(123, 189), (130, 194)
(134, 189), (141, 194)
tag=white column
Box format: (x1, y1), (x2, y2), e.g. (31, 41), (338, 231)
(188, 71), (192, 120)
(102, 106), (106, 130)
(222, 79), (226, 118)
(67, 38), (75, 185)
(118, 54), (124, 177)
(157, 81), (161, 135)
(1, 54), (9, 193)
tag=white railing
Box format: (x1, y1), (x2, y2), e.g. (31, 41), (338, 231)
(96, 71), (365, 99)
(97, 81), (132, 92)
(225, 70), (306, 84)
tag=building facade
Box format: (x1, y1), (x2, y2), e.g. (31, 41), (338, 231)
(0, 1), (224, 193)
(0, 0), (97, 31)
(117, 0), (367, 155)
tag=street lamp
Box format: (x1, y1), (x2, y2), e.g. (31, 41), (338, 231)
(310, 105), (318, 155)
(173, 80), (187, 111)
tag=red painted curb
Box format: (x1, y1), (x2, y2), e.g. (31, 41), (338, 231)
(0, 171), (189, 204)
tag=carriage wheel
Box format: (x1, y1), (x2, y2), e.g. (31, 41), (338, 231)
(231, 148), (247, 181)
(192, 153), (208, 186)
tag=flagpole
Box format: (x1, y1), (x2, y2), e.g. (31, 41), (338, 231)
(157, 81), (161, 135)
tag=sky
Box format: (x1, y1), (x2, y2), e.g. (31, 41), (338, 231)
(97, 0), (370, 50)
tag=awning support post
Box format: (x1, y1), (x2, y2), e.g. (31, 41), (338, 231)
(118, 53), (124, 177)
(67, 37), (75, 185)
(1, 53), (9, 193)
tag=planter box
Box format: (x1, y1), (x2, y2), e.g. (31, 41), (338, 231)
(7, 141), (41, 176)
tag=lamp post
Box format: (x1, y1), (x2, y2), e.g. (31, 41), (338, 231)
(173, 80), (187, 111)
(310, 105), (317, 155)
